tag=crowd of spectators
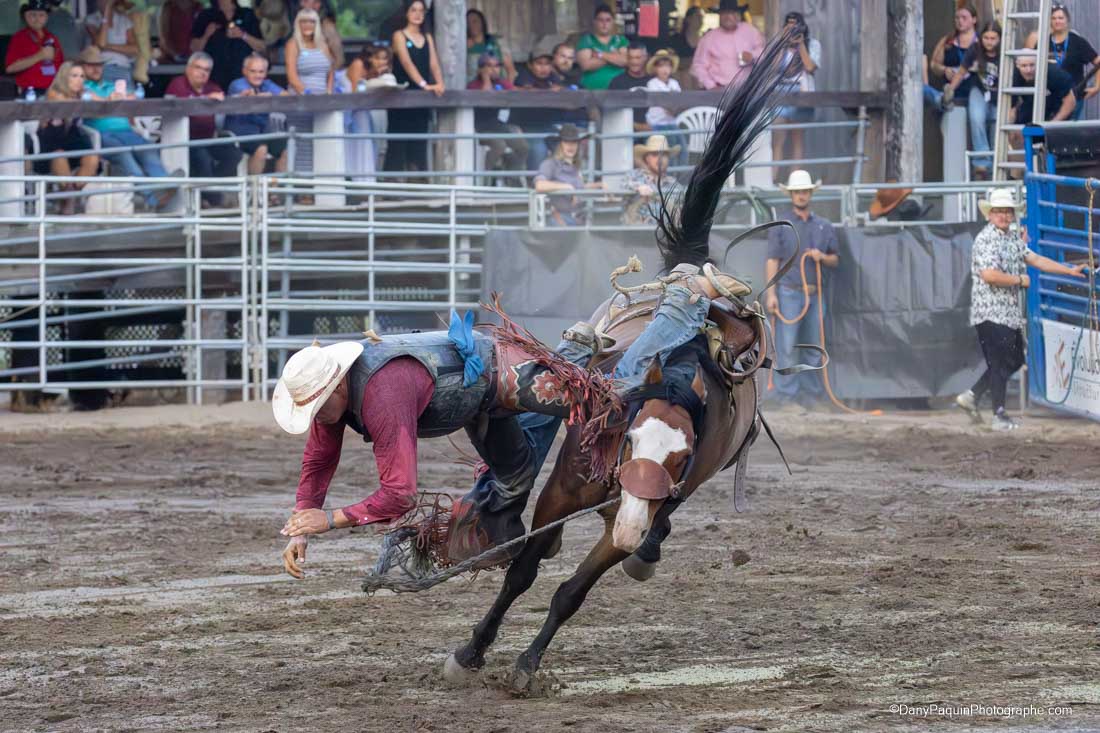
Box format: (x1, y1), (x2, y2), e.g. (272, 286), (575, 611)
(3, 0), (829, 213)
(925, 2), (1098, 180)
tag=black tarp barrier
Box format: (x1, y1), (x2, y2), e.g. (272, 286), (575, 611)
(482, 223), (987, 400)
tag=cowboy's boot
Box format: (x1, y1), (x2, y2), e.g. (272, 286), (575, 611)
(446, 491), (528, 570)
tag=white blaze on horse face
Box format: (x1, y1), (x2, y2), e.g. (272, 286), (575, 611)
(613, 416), (689, 553)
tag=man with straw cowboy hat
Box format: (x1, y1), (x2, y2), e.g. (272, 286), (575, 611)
(623, 134), (680, 224)
(956, 188), (1087, 431)
(765, 169), (839, 407)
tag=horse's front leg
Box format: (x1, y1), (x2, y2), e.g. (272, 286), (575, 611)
(511, 518), (629, 691)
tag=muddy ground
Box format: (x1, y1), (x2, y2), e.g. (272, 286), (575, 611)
(1, 402), (1099, 733)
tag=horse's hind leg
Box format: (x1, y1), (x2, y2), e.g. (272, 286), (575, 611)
(511, 521), (629, 691)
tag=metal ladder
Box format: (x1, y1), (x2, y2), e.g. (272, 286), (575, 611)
(993, 0), (1052, 180)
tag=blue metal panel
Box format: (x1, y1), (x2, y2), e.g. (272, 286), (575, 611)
(1022, 126), (1100, 419)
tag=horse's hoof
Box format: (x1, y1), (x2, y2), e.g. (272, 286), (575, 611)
(442, 653), (480, 687)
(622, 553), (657, 582)
(509, 667), (532, 693)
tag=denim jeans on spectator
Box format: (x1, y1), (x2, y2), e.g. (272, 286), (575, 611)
(772, 284), (824, 403)
(923, 84), (943, 109)
(967, 86), (996, 172)
(650, 123), (689, 169)
(99, 128), (168, 207)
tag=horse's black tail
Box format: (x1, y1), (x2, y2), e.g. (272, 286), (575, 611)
(654, 28), (801, 272)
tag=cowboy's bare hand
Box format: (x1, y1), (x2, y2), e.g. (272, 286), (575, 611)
(1068, 264), (1088, 278)
(808, 249), (824, 263)
(281, 508), (329, 537)
(282, 536), (307, 579)
(765, 292), (779, 314)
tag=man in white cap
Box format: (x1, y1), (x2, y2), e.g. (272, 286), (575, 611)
(956, 188), (1086, 431)
(765, 169), (839, 406)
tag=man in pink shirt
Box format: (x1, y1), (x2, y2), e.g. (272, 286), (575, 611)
(691, 0), (764, 90)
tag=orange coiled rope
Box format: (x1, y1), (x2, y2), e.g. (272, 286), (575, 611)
(768, 250), (883, 416)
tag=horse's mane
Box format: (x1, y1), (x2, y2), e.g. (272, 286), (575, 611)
(618, 337), (718, 439)
(653, 28), (801, 272)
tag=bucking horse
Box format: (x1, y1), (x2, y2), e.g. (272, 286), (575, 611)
(441, 30), (812, 691)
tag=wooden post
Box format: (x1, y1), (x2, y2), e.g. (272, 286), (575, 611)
(886, 0), (923, 182)
(859, 0), (888, 182)
(0, 120), (23, 219)
(433, 0), (467, 92)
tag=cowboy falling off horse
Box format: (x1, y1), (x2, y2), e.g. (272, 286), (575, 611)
(272, 29), (817, 690)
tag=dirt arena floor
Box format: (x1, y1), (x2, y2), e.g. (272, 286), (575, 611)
(2, 400), (1099, 732)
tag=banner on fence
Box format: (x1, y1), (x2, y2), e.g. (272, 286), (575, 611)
(1041, 319), (1100, 419)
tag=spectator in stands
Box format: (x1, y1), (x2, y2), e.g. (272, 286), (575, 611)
(576, 4), (628, 90)
(289, 0), (343, 68)
(45, 0), (82, 62)
(191, 0), (265, 91)
(534, 123), (603, 226)
(622, 134), (678, 225)
(922, 53), (948, 111)
(384, 0), (445, 176)
(343, 45), (397, 181)
(285, 8), (334, 176)
(466, 9), (515, 83)
(930, 4), (978, 88)
(38, 61), (99, 215)
(82, 46), (177, 212)
(668, 6), (703, 70)
(765, 170), (838, 408)
(253, 0), (290, 53)
(84, 0), (138, 86)
(608, 41), (651, 133)
(158, 0), (201, 63)
(644, 50), (686, 169)
(166, 52), (243, 204)
(957, 189), (1087, 431)
(6, 0), (64, 97)
(692, 0), (764, 90)
(513, 48), (564, 173)
(944, 21), (1001, 179)
(467, 53), (527, 185)
(552, 42), (582, 88)
(226, 53), (288, 175)
(1011, 54), (1076, 124)
(1047, 4), (1099, 120)
(772, 12), (821, 182)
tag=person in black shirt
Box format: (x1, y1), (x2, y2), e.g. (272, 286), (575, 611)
(1011, 54), (1076, 125)
(1048, 4), (1099, 120)
(551, 42), (582, 89)
(607, 41), (651, 132)
(944, 21), (1001, 178)
(191, 0), (265, 90)
(513, 50), (568, 173)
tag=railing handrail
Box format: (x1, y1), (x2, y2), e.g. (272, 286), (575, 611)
(0, 89), (888, 122)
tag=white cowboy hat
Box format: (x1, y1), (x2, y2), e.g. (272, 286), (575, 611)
(272, 341), (364, 434)
(978, 188), (1025, 217)
(778, 169), (821, 192)
(633, 134), (681, 167)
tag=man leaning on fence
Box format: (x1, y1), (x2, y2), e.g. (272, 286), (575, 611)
(81, 45), (178, 211)
(765, 169), (838, 408)
(226, 53), (289, 176)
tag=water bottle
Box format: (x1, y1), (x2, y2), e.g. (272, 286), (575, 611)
(81, 90), (93, 101)
(24, 87), (37, 102)
(356, 79), (367, 93)
(134, 83), (145, 100)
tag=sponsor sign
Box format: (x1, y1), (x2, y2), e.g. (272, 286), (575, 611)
(1042, 318), (1100, 418)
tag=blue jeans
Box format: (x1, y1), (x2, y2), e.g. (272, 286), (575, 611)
(967, 86), (996, 171)
(924, 84), (943, 109)
(772, 285), (824, 403)
(615, 285), (710, 378)
(99, 128), (169, 206)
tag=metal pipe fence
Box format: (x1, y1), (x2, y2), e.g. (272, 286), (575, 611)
(0, 174), (1005, 404)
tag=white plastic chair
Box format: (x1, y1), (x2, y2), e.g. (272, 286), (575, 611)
(675, 105), (718, 157)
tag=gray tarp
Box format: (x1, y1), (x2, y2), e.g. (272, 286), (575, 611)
(482, 223), (986, 400)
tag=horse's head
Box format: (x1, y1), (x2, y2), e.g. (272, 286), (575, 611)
(612, 357), (706, 553)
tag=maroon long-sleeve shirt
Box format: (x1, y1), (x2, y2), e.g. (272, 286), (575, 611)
(295, 357), (434, 525)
